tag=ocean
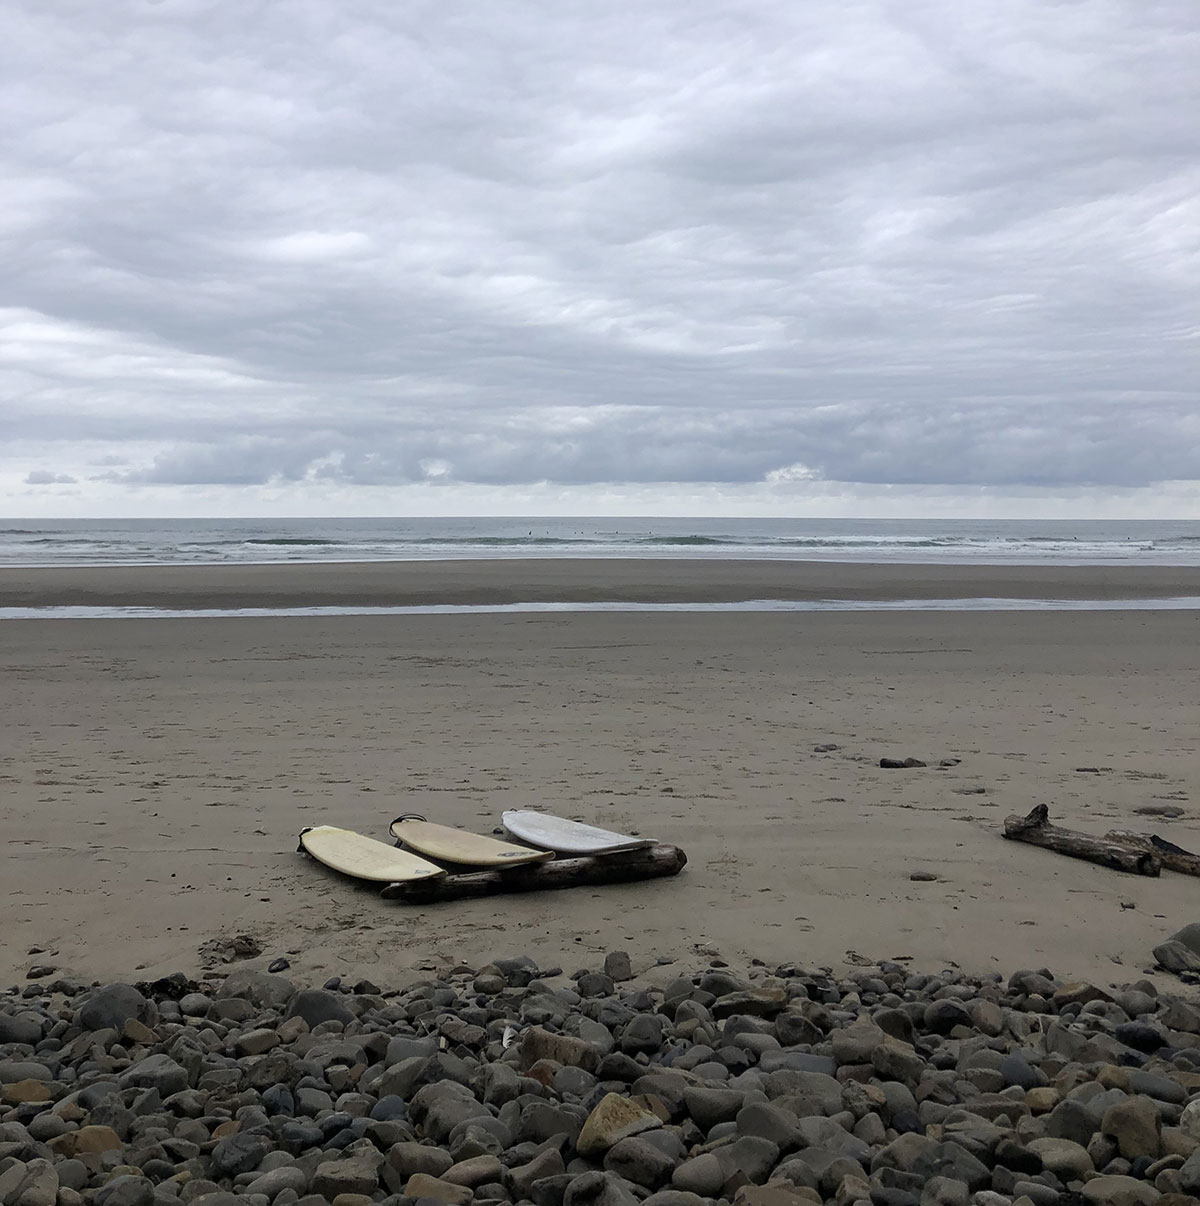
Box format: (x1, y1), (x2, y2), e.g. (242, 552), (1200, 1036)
(3, 516), (1200, 568)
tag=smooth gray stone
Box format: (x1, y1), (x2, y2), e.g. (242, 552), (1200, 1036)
(78, 985), (151, 1033)
(284, 990), (354, 1029)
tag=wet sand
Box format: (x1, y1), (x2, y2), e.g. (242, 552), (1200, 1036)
(3, 556), (1200, 608)
(2, 560), (1199, 990)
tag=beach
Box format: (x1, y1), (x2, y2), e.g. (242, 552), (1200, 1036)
(3, 559), (1200, 991)
(5, 557), (1200, 608)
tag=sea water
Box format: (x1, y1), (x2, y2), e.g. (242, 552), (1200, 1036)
(2, 516), (1200, 568)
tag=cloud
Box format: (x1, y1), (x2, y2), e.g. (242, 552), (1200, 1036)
(24, 470), (77, 485)
(1, 0), (1198, 512)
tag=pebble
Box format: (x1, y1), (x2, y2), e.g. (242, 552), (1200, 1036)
(2, 953), (1200, 1206)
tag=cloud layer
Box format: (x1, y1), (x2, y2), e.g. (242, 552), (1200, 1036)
(3, 0), (1198, 511)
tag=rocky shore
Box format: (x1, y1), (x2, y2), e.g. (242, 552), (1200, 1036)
(3, 954), (1200, 1206)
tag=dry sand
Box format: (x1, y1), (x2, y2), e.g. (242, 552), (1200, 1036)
(3, 560), (1200, 991)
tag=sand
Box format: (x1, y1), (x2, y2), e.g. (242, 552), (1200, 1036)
(4, 556), (1200, 608)
(3, 559), (1200, 991)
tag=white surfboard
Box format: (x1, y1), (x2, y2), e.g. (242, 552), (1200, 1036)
(299, 826), (446, 883)
(501, 810), (656, 856)
(389, 816), (554, 867)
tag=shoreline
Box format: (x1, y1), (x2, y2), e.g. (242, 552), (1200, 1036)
(5, 557), (1200, 608)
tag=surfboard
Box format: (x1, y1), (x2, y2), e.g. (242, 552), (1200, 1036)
(501, 810), (656, 856)
(389, 816), (554, 867)
(298, 826), (446, 883)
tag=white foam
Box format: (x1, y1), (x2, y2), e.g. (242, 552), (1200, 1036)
(2, 597), (1200, 620)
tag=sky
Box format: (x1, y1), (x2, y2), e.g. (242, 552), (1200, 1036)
(2, 0), (1198, 519)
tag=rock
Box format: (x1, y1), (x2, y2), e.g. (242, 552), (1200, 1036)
(219, 969), (295, 1009)
(736, 1102), (803, 1151)
(388, 1142), (455, 1179)
(880, 757), (927, 768)
(577, 1093), (663, 1157)
(2, 1078), (51, 1104)
(179, 992), (210, 1015)
(578, 973), (616, 998)
(234, 1027), (279, 1057)
(1046, 1096), (1107, 1147)
(734, 1189), (823, 1206)
(872, 1135), (939, 1176)
(620, 1013), (666, 1054)
(1079, 1174), (1162, 1205)
(1167, 923), (1200, 955)
(999, 1053), (1045, 1091)
(518, 1099), (586, 1145)
(919, 1177), (969, 1206)
(78, 983), (152, 1031)
(1177, 1147), (1200, 1193)
(605, 952), (634, 982)
(604, 1136), (677, 1189)
(723, 1134), (781, 1185)
(1152, 941), (1200, 974)
(94, 1174), (154, 1206)
(443, 1155), (504, 1188)
(311, 1153), (382, 1198)
(564, 1170), (640, 1206)
(210, 1131), (272, 1176)
(416, 1081), (491, 1140)
(1103, 1095), (1162, 1160)
(384, 1034), (438, 1066)
(0, 1158), (58, 1206)
(682, 1086), (746, 1130)
(510, 1148), (568, 1198)
(1178, 1099), (1200, 1142)
(1131, 1071), (1185, 1106)
(1053, 982), (1113, 1008)
(597, 1052), (645, 1082)
(403, 1173), (474, 1205)
(671, 1153), (727, 1198)
(119, 1053), (189, 1095)
(645, 1194), (716, 1206)
(284, 988), (355, 1028)
(48, 1125), (124, 1157)
(245, 1166), (308, 1198)
(0, 1013), (44, 1045)
(520, 1026), (602, 1072)
(923, 1000), (971, 1035)
(773, 1011), (823, 1046)
(0, 1059), (51, 1084)
(913, 1141), (990, 1193)
(832, 1017), (885, 1064)
(712, 987), (788, 1019)
(1027, 1137), (1094, 1180)
(971, 1000), (1004, 1036)
(871, 1035), (926, 1084)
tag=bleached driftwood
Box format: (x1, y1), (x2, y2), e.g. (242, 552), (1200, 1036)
(1105, 830), (1200, 878)
(1002, 804), (1160, 876)
(381, 843), (687, 902)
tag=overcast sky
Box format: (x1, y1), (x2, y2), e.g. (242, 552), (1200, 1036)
(2, 0), (1198, 517)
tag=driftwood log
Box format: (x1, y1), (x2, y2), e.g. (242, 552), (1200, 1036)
(1105, 830), (1200, 877)
(381, 843), (687, 903)
(1002, 804), (1161, 876)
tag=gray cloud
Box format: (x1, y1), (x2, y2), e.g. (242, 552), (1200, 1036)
(2, 0), (1197, 505)
(24, 470), (77, 485)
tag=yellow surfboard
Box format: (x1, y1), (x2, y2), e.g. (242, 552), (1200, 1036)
(299, 826), (446, 883)
(389, 815), (554, 867)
